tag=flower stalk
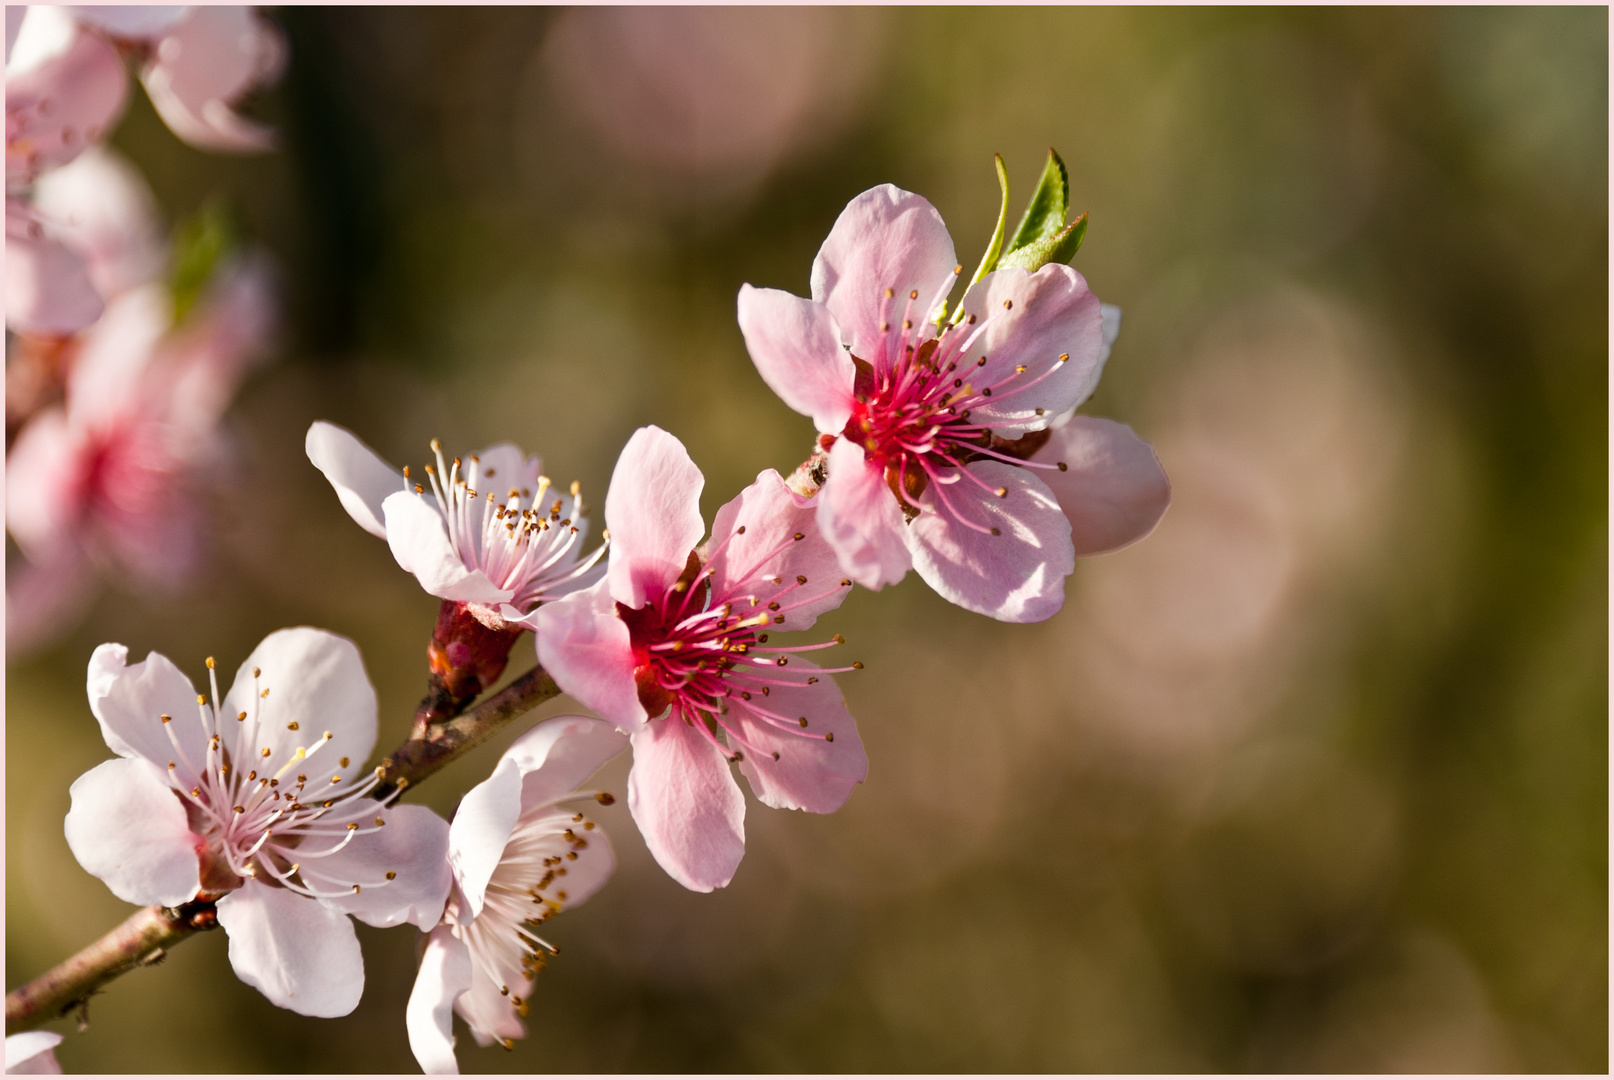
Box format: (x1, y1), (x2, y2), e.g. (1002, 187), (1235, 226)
(5, 662), (563, 1035)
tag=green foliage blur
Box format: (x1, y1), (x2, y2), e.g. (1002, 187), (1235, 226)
(7, 6), (1606, 1072)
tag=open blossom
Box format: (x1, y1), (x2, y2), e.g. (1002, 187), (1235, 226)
(5, 1032), (63, 1074)
(63, 627), (452, 1017)
(737, 184), (1170, 622)
(538, 426), (867, 892)
(407, 716), (626, 1073)
(5, 261), (275, 655)
(306, 422), (607, 627)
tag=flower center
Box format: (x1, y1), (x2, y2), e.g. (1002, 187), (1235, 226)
(414, 439), (606, 611)
(164, 656), (402, 902)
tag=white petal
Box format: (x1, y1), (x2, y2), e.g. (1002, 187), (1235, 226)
(407, 926), (472, 1075)
(382, 491), (513, 604)
(5, 1032), (64, 1075)
(216, 880), (364, 1017)
(305, 421), (407, 539)
(85, 642), (208, 767)
(219, 628), (378, 784)
(64, 757), (199, 907)
(502, 714), (629, 813)
(463, 443), (541, 497)
(446, 757), (523, 923)
(66, 6), (191, 39)
(312, 804), (452, 931)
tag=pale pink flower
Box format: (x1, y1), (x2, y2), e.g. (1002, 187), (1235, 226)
(305, 422), (607, 629)
(737, 184), (1170, 622)
(5, 6), (128, 189)
(5, 263), (275, 653)
(5, 1032), (63, 1075)
(406, 716), (626, 1073)
(537, 426), (866, 892)
(4, 195), (103, 334)
(64, 628), (453, 1016)
(32, 143), (166, 302)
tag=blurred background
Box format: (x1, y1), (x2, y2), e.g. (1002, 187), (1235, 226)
(6, 6), (1607, 1072)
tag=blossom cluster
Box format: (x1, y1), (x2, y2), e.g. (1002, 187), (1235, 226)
(5, 5), (284, 657)
(9, 31), (1170, 1066)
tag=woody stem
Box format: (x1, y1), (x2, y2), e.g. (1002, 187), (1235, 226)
(4, 662), (564, 1036)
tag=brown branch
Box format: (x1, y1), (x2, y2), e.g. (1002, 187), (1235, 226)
(5, 663), (565, 1035)
(6, 901), (217, 1035)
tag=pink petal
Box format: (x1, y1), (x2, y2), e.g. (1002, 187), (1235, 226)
(907, 461), (1075, 623)
(627, 717), (745, 892)
(708, 468), (849, 631)
(381, 490), (513, 604)
(62, 283), (168, 426)
(4, 208), (104, 335)
(453, 954), (526, 1048)
(139, 6), (284, 153)
(736, 284), (855, 433)
(313, 804), (453, 931)
(535, 578), (646, 730)
(502, 714), (630, 813)
(63, 757), (200, 907)
(32, 144), (166, 300)
(816, 436), (911, 589)
(730, 660), (865, 813)
(809, 184), (958, 364)
(406, 926), (472, 1075)
(216, 879), (364, 1017)
(3, 407), (82, 560)
(463, 442), (542, 498)
(66, 6), (191, 39)
(446, 756), (523, 922)
(955, 263), (1104, 432)
(603, 425), (706, 609)
(1033, 415), (1170, 555)
(85, 642), (210, 767)
(218, 627), (379, 782)
(5, 10), (128, 183)
(305, 421), (408, 539)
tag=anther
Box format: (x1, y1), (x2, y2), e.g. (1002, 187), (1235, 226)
(796, 575), (807, 585)
(386, 871), (397, 880)
(792, 532), (805, 541)
(161, 714), (171, 724)
(807, 677), (819, 684)
(595, 792), (615, 805)
(340, 757), (350, 767)
(1058, 353), (1069, 363)
(840, 578), (851, 587)
(990, 527), (1002, 536)
(798, 717), (809, 728)
(287, 721), (299, 730)
(197, 695), (206, 705)
(1058, 461), (1069, 471)
(832, 633), (845, 644)
(346, 823), (359, 831)
(252, 668), (261, 678)
(825, 732), (835, 742)
(977, 356), (987, 366)
(852, 661), (865, 669)
(237, 712), (247, 721)
(205, 657), (216, 669)
(909, 290), (919, 300)
(772, 751), (781, 761)
(375, 817), (386, 827)
(1003, 299), (1013, 310)
(261, 689), (270, 699)
(884, 288), (894, 298)
(261, 748), (272, 757)
(996, 487), (1008, 498)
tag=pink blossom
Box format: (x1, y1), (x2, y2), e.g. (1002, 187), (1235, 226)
(406, 715), (626, 1072)
(5, 263), (274, 654)
(305, 422), (606, 629)
(737, 184), (1170, 622)
(132, 6), (286, 153)
(5, 6), (128, 189)
(64, 628), (453, 1016)
(537, 426), (866, 892)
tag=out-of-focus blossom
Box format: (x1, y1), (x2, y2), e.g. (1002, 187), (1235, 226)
(4, 1032), (63, 1074)
(538, 8), (883, 208)
(406, 715), (625, 1073)
(133, 6), (286, 153)
(737, 184), (1169, 622)
(64, 628), (452, 1017)
(538, 426), (865, 892)
(5, 261), (275, 655)
(32, 144), (166, 301)
(306, 422), (606, 631)
(4, 197), (103, 334)
(5, 6), (128, 189)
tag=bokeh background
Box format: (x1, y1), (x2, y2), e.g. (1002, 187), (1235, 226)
(7, 6), (1607, 1072)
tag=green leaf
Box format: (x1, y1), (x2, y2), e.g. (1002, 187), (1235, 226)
(996, 212), (1087, 273)
(966, 153), (1011, 289)
(168, 200), (240, 325)
(1003, 148), (1069, 256)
